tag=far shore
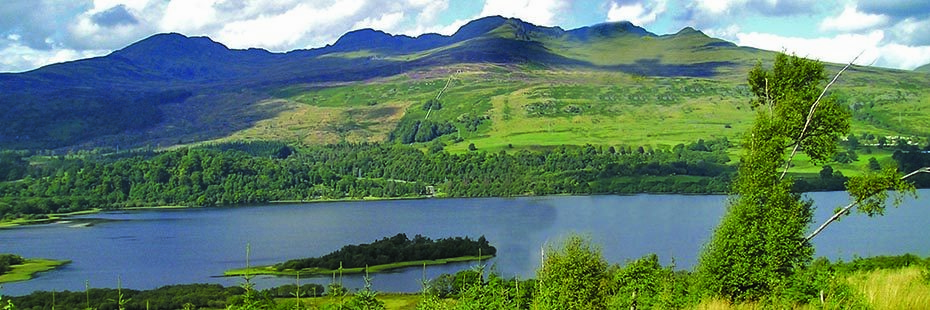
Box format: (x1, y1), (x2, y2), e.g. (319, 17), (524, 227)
(0, 195), (435, 228)
(223, 255), (494, 278)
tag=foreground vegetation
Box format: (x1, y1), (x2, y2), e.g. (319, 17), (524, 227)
(3, 244), (929, 309)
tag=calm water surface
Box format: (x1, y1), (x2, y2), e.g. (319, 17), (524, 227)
(1, 191), (928, 296)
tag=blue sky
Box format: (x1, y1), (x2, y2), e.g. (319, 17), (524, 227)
(2, 0), (929, 72)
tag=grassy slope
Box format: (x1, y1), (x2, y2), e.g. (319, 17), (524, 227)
(204, 25), (930, 178)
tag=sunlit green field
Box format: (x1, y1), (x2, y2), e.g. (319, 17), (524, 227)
(220, 59), (930, 179)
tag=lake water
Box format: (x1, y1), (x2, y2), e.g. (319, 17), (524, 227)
(2, 190), (929, 296)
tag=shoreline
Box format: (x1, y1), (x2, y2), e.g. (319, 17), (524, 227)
(0, 258), (72, 284)
(223, 255), (495, 278)
(0, 195), (436, 228)
(0, 209), (101, 228)
(6, 187), (874, 229)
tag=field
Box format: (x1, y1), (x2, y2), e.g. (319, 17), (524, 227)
(209, 62), (929, 178)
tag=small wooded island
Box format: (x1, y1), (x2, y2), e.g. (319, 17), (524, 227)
(225, 233), (496, 277)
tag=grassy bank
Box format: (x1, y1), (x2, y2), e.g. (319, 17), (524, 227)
(847, 266), (930, 310)
(224, 255), (494, 277)
(0, 209), (101, 228)
(0, 259), (71, 284)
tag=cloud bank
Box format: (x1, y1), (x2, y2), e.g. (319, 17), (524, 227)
(1, 0), (929, 72)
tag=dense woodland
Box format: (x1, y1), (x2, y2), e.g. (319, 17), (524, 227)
(277, 233), (496, 271)
(1, 138), (928, 220)
(0, 139), (737, 219)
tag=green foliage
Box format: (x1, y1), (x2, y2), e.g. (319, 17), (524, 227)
(830, 254), (928, 274)
(345, 273), (385, 310)
(418, 264), (533, 310)
(747, 54), (850, 164)
(609, 254), (693, 309)
(389, 119), (457, 144)
(1, 139), (748, 220)
(697, 53), (849, 302)
(534, 235), (609, 310)
(0, 255), (24, 276)
(846, 167), (916, 216)
(774, 258), (869, 308)
(868, 157), (882, 171)
(0, 152), (29, 182)
(422, 99), (442, 111)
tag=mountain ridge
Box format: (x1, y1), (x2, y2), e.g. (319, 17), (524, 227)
(1, 16), (924, 151)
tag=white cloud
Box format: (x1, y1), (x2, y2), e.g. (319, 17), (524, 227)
(353, 12), (407, 33)
(732, 30), (930, 70)
(216, 1), (365, 50)
(159, 0), (220, 35)
(91, 0), (151, 13)
(412, 0), (448, 24)
(819, 4), (888, 33)
(878, 43), (930, 70)
(607, 0), (667, 26)
(704, 24), (742, 39)
(478, 0), (568, 26)
(693, 0), (746, 16)
(0, 42), (107, 73)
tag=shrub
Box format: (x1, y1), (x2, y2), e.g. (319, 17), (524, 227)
(534, 234), (609, 310)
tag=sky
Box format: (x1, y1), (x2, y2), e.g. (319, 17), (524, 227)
(2, 0), (930, 73)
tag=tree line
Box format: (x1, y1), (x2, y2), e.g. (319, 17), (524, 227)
(3, 133), (925, 220)
(277, 233), (496, 271)
(0, 138), (738, 219)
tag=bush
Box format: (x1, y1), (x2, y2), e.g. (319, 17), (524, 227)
(534, 235), (609, 310)
(609, 254), (692, 309)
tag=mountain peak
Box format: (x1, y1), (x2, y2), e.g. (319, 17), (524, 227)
(112, 32), (233, 62)
(673, 27), (707, 37)
(567, 21), (655, 41)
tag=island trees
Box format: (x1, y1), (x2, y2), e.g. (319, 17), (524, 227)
(695, 53), (924, 302)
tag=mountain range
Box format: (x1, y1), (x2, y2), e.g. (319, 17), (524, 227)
(1, 15), (927, 151)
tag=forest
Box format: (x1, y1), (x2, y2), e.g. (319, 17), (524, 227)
(277, 233), (496, 271)
(0, 138), (739, 219)
(2, 136), (928, 220)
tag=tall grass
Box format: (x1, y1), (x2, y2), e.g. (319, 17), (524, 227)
(846, 266), (930, 310)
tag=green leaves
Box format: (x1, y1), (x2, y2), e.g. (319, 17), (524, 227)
(846, 167), (916, 217)
(698, 53), (847, 302)
(534, 235), (610, 310)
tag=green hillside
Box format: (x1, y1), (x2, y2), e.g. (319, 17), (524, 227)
(915, 63), (930, 72)
(1, 16), (927, 152)
(232, 62), (930, 155)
